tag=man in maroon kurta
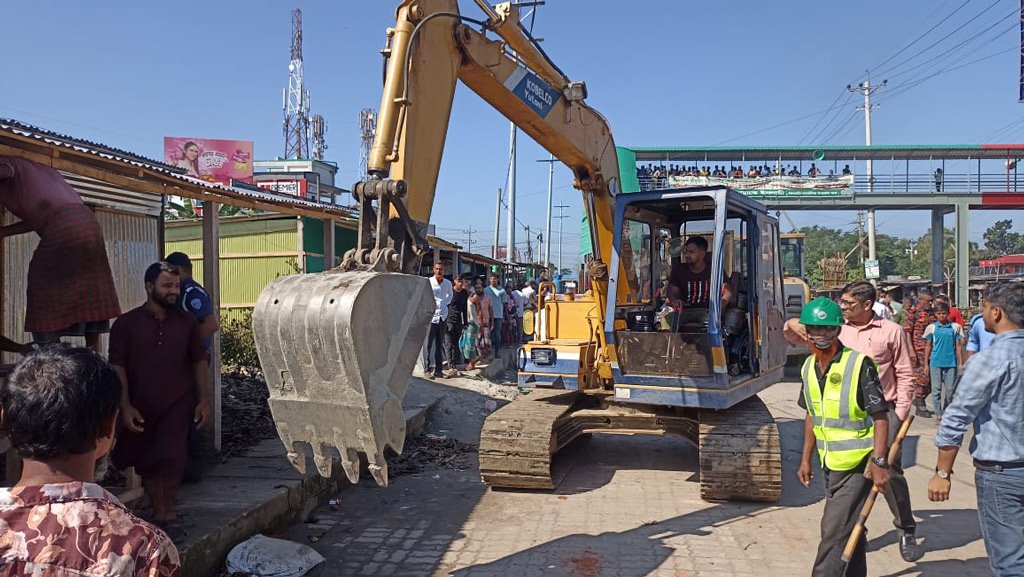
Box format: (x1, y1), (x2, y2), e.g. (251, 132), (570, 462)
(109, 262), (208, 538)
(0, 156), (121, 351)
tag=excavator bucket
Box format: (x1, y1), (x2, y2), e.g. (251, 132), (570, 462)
(252, 270), (435, 487)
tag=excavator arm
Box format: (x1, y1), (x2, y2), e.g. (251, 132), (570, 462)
(351, 0), (620, 290)
(253, 0), (625, 486)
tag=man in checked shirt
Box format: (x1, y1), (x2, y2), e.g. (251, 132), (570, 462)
(929, 281), (1024, 577)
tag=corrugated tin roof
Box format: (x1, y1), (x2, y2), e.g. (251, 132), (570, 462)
(0, 118), (351, 219)
(1, 118), (181, 171)
(427, 234), (462, 251)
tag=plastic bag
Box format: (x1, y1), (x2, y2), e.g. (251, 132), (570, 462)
(225, 534), (325, 577)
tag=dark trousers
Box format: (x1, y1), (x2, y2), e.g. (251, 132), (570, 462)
(426, 322), (444, 375)
(881, 411), (916, 534)
(444, 321), (464, 367)
(491, 318), (504, 352)
(813, 461), (872, 577)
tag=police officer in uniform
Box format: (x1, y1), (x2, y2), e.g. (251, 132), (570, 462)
(796, 297), (892, 577)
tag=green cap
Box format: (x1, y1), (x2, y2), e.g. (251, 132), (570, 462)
(800, 297), (843, 327)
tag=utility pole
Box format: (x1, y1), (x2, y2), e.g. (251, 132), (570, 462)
(493, 187), (502, 260)
(537, 155), (557, 274)
(506, 124), (517, 263)
(848, 76), (886, 279)
(554, 204), (570, 273)
(463, 227), (477, 255)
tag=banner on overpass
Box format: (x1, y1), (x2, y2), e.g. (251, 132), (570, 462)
(666, 174), (853, 197)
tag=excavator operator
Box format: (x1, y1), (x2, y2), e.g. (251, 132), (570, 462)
(666, 236), (734, 329)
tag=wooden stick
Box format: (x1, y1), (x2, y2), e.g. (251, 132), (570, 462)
(841, 414), (915, 563)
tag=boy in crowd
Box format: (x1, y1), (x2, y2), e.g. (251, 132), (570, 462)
(923, 302), (965, 420)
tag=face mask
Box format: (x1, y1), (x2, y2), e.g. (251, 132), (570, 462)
(811, 336), (835, 350)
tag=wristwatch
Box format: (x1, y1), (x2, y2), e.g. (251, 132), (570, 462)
(935, 468), (952, 480)
(871, 456), (889, 469)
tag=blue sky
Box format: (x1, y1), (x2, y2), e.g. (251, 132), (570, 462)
(4, 1), (1023, 271)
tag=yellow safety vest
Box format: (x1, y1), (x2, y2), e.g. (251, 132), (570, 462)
(801, 349), (875, 471)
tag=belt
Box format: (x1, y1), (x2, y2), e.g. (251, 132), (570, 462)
(974, 459), (1024, 472)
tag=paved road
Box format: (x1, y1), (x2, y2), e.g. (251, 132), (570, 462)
(281, 379), (990, 577)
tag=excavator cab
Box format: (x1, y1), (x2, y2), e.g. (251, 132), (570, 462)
(605, 186), (788, 409)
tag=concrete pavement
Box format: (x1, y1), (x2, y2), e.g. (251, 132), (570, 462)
(281, 378), (991, 577)
(173, 378), (448, 577)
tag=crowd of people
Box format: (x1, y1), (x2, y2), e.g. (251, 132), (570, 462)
(423, 264), (544, 378)
(785, 280), (1024, 577)
(636, 162), (853, 183)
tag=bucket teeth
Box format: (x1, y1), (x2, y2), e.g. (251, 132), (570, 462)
(253, 271), (434, 487)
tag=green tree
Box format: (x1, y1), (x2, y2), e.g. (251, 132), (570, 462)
(982, 219), (1024, 257)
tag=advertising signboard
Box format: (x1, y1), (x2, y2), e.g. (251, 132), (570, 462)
(164, 137), (254, 185)
(256, 179), (308, 198)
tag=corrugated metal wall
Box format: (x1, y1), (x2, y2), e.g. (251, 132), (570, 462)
(163, 215), (359, 312)
(2, 208), (159, 364)
(164, 216), (301, 310)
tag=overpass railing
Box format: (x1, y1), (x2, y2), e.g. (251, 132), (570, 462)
(636, 173), (1024, 195)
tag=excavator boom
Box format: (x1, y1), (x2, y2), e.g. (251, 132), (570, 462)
(253, 0), (623, 486)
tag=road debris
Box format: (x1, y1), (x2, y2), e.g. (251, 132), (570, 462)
(220, 374), (278, 460)
(386, 435), (477, 479)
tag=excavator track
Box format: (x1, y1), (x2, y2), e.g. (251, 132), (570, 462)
(480, 389), (781, 502)
(698, 395), (782, 502)
(479, 389), (589, 489)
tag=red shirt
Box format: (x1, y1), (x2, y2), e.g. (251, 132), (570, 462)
(0, 482), (180, 576)
(947, 306), (965, 326)
(0, 156), (83, 231)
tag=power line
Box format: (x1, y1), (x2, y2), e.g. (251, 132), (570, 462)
(873, 0), (1005, 78)
(798, 88), (848, 145)
(868, 0), (973, 74)
(709, 105), (851, 146)
(880, 45), (1016, 103)
(807, 93), (856, 144)
(883, 12), (1017, 84)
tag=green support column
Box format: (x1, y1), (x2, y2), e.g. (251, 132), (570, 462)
(931, 208), (945, 288)
(955, 202), (970, 307)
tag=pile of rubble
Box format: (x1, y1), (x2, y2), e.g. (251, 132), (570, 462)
(220, 373), (278, 459)
(387, 435), (477, 479)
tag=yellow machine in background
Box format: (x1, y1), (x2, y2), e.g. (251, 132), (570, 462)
(253, 0), (787, 501)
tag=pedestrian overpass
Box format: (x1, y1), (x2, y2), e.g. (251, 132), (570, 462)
(616, 145), (1024, 306)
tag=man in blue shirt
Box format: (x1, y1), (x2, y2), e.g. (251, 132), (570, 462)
(966, 312), (996, 359)
(485, 273), (506, 353)
(164, 253), (219, 349)
(930, 282), (1024, 577)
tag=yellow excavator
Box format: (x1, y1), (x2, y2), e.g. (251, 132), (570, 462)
(253, 0), (787, 502)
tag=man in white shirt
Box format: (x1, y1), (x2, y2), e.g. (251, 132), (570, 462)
(872, 297), (892, 320)
(511, 286), (528, 344)
(426, 262), (453, 379)
(520, 280), (537, 311)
